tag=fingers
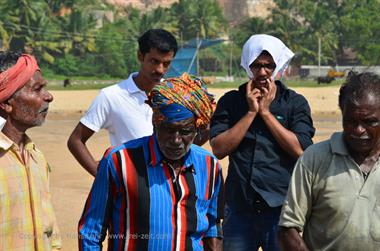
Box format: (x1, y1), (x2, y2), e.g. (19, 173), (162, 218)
(246, 79), (253, 94)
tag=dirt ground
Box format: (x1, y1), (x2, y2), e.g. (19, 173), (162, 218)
(26, 86), (342, 250)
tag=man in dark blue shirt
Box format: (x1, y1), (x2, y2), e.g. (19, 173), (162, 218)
(210, 34), (315, 251)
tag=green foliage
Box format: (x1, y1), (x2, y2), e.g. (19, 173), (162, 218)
(1, 0), (379, 79)
(233, 0), (380, 66)
(55, 54), (79, 76)
(171, 0), (227, 40)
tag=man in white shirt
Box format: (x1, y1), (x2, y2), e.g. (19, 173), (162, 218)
(67, 29), (178, 176)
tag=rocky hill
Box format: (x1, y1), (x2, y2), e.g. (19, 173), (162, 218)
(106, 0), (275, 24)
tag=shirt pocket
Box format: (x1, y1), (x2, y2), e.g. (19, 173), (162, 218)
(370, 201), (380, 241)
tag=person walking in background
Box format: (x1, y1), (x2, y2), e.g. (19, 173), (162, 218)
(210, 34), (315, 251)
(78, 73), (223, 250)
(278, 72), (380, 251)
(0, 51), (61, 250)
(68, 29), (178, 176)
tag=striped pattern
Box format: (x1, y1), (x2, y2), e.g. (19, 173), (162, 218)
(0, 132), (61, 251)
(78, 135), (222, 251)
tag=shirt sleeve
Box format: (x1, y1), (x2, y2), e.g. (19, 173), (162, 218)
(80, 90), (111, 133)
(289, 94), (315, 150)
(210, 94), (232, 139)
(279, 155), (313, 232)
(203, 160), (223, 238)
(78, 152), (113, 250)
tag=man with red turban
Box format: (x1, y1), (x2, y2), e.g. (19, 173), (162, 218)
(0, 51), (61, 250)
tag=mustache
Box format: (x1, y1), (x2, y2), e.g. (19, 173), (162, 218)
(38, 104), (49, 113)
(350, 135), (370, 140)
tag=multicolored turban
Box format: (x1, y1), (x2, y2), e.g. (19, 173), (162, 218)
(148, 73), (215, 129)
(0, 54), (40, 102)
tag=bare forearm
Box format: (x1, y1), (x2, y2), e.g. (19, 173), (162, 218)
(278, 227), (309, 251)
(68, 137), (98, 176)
(260, 112), (303, 158)
(211, 111), (257, 159)
(203, 237), (222, 251)
(68, 123), (99, 176)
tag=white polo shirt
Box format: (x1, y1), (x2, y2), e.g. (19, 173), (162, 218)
(80, 72), (153, 146)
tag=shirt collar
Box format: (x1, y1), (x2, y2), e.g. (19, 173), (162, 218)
(330, 132), (349, 155)
(0, 131), (35, 151)
(146, 134), (194, 169)
(125, 72), (146, 95)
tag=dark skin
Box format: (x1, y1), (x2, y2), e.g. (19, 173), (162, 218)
(155, 117), (222, 250)
(342, 93), (380, 165)
(211, 52), (303, 160)
(0, 71), (53, 162)
(278, 92), (380, 251)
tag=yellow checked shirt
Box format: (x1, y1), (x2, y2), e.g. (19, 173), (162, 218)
(0, 132), (61, 250)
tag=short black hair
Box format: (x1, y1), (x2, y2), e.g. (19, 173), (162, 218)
(0, 51), (22, 73)
(339, 71), (380, 111)
(138, 29), (178, 56)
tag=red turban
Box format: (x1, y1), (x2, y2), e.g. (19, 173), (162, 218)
(0, 54), (40, 102)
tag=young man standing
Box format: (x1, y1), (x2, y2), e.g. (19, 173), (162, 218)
(68, 29), (178, 176)
(210, 34), (315, 251)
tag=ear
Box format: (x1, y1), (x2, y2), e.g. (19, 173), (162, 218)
(137, 50), (144, 63)
(0, 101), (12, 114)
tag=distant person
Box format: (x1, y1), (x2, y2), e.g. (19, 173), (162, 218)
(278, 72), (380, 251)
(63, 78), (70, 87)
(78, 73), (223, 250)
(0, 52), (61, 250)
(210, 34), (315, 251)
(67, 29), (178, 176)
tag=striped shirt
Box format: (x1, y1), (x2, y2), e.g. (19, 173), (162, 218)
(78, 135), (223, 251)
(0, 132), (61, 250)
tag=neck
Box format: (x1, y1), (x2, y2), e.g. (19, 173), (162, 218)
(2, 120), (27, 147)
(133, 72), (155, 94)
(165, 159), (183, 170)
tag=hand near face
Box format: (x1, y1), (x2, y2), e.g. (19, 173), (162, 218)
(246, 79), (261, 114)
(258, 77), (276, 115)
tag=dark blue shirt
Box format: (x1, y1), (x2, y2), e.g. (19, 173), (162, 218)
(210, 81), (315, 209)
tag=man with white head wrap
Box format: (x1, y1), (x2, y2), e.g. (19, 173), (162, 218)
(210, 34), (315, 251)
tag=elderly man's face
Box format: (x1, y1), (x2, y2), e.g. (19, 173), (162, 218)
(249, 52), (276, 91)
(156, 117), (196, 161)
(343, 92), (380, 158)
(8, 71), (53, 128)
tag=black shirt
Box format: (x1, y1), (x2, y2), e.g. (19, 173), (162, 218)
(210, 81), (315, 209)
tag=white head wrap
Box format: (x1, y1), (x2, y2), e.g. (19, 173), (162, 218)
(241, 34), (294, 79)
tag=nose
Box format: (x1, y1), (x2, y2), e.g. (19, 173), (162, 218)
(170, 131), (182, 145)
(353, 123), (366, 135)
(258, 66), (267, 76)
(155, 63), (165, 75)
(44, 90), (54, 103)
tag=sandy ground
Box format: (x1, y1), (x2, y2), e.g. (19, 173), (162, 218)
(25, 86), (342, 250)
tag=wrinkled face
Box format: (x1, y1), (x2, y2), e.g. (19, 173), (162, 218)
(155, 117), (196, 161)
(342, 93), (380, 157)
(138, 48), (175, 87)
(8, 71), (53, 128)
(249, 52), (276, 91)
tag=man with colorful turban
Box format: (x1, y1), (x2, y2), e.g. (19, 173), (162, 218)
(0, 51), (61, 250)
(210, 34), (315, 251)
(78, 73), (223, 251)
